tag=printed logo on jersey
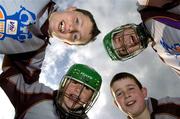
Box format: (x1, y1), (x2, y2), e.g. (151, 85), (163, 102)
(6, 20), (18, 34)
(0, 5), (36, 42)
(154, 16), (180, 56)
(160, 38), (180, 56)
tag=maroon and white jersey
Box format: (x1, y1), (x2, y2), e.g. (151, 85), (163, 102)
(0, 40), (89, 119)
(127, 97), (180, 119)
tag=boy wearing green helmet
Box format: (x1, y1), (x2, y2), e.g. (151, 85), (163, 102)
(55, 64), (102, 118)
(0, 50), (102, 119)
(103, 0), (180, 75)
(103, 24), (149, 61)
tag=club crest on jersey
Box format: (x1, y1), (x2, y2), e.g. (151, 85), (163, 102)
(160, 38), (180, 56)
(0, 5), (36, 42)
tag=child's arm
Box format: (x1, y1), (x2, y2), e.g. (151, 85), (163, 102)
(0, 54), (53, 118)
(2, 44), (47, 84)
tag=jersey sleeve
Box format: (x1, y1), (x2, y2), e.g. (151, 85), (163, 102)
(2, 44), (47, 84)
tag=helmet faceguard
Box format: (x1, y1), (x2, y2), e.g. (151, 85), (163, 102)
(56, 64), (102, 116)
(103, 23), (150, 61)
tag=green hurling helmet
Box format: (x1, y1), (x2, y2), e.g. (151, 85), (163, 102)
(64, 63), (102, 92)
(103, 23), (150, 61)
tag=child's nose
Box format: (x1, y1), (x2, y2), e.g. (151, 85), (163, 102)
(124, 36), (133, 45)
(67, 24), (76, 32)
(75, 84), (83, 92)
(125, 92), (131, 99)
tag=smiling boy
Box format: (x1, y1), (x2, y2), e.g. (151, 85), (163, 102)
(0, 0), (100, 54)
(103, 0), (180, 75)
(48, 7), (97, 45)
(0, 60), (102, 119)
(110, 72), (180, 119)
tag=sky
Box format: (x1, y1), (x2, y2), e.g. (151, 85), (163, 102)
(0, 0), (180, 119)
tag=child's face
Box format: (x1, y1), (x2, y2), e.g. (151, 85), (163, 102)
(49, 7), (92, 45)
(113, 28), (141, 56)
(61, 80), (93, 110)
(111, 78), (147, 117)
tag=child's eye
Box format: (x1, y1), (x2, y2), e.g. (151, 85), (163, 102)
(128, 87), (134, 91)
(116, 48), (128, 56)
(72, 33), (80, 42)
(75, 18), (79, 24)
(85, 86), (91, 91)
(73, 33), (78, 41)
(71, 80), (78, 84)
(115, 91), (123, 97)
(120, 48), (126, 52)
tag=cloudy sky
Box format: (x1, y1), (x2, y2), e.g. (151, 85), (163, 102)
(0, 0), (180, 119)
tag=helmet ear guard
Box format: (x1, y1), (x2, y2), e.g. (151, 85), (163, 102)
(103, 23), (150, 61)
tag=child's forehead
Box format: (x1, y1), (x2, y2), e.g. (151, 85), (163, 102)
(71, 10), (85, 16)
(125, 28), (135, 32)
(113, 27), (135, 37)
(112, 79), (138, 92)
(69, 79), (93, 89)
(114, 77), (137, 86)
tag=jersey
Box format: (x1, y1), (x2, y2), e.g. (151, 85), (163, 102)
(147, 97), (180, 119)
(0, 0), (53, 54)
(0, 45), (57, 119)
(138, 2), (180, 75)
(127, 97), (180, 119)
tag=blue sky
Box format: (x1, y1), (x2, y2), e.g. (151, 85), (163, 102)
(0, 0), (180, 119)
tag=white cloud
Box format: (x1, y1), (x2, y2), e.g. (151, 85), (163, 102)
(0, 0), (180, 119)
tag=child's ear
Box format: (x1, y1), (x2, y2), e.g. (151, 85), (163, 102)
(142, 87), (147, 98)
(66, 6), (77, 11)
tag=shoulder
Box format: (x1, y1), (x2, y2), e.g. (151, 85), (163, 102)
(158, 96), (180, 105)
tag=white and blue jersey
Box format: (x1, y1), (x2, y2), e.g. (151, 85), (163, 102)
(138, 2), (180, 75)
(0, 0), (51, 54)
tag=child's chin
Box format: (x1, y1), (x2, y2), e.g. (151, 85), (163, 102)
(51, 32), (62, 40)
